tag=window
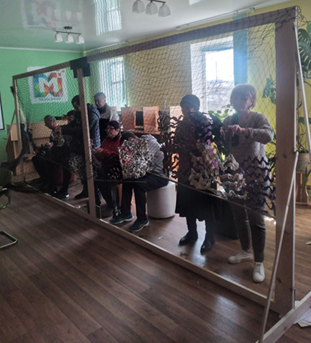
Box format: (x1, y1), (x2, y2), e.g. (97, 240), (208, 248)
(191, 37), (235, 112)
(95, 0), (122, 35)
(99, 57), (126, 110)
(204, 48), (234, 111)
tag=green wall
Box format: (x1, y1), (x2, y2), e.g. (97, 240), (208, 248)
(0, 48), (82, 161)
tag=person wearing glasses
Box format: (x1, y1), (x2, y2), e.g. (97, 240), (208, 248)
(93, 120), (122, 218)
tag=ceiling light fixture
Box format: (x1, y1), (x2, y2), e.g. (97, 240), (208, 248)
(54, 26), (85, 45)
(54, 32), (63, 42)
(146, 1), (158, 15)
(158, 3), (171, 17)
(176, 7), (255, 30)
(132, 0), (145, 13)
(76, 34), (85, 44)
(65, 11), (72, 21)
(132, 0), (171, 17)
(65, 33), (74, 44)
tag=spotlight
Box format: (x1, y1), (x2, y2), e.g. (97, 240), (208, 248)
(146, 1), (158, 15)
(158, 3), (171, 17)
(65, 33), (74, 43)
(76, 34), (84, 44)
(132, 0), (145, 13)
(65, 11), (72, 21)
(76, 12), (82, 22)
(54, 32), (63, 42)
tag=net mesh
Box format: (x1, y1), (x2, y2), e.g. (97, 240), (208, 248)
(9, 7), (307, 220)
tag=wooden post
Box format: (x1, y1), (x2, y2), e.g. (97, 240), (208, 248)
(12, 79), (25, 180)
(274, 9), (297, 315)
(260, 291), (311, 343)
(295, 24), (311, 165)
(76, 68), (96, 218)
(0, 110), (16, 166)
(259, 152), (298, 342)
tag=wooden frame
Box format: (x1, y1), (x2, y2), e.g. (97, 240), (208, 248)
(12, 6), (311, 342)
(0, 93), (4, 131)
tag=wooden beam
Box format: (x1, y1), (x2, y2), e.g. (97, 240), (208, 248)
(274, 8), (297, 315)
(259, 152), (298, 342)
(13, 61), (70, 81)
(0, 109), (16, 166)
(76, 68), (96, 218)
(259, 292), (311, 343)
(87, 7), (296, 64)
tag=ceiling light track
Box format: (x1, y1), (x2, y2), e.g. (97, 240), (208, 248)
(132, 0), (171, 17)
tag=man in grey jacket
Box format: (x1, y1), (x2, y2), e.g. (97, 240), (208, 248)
(94, 92), (119, 142)
(110, 132), (168, 233)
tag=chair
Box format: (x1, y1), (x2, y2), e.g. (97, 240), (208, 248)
(147, 181), (176, 219)
(0, 168), (18, 249)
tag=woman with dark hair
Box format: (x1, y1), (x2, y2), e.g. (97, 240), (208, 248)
(175, 94), (221, 253)
(93, 120), (122, 217)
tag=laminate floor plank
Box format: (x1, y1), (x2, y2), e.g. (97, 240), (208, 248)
(0, 295), (28, 342)
(4, 290), (65, 343)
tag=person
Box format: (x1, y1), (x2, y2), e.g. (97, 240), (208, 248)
(93, 120), (122, 218)
(61, 95), (101, 199)
(110, 132), (168, 233)
(222, 84), (274, 283)
(32, 115), (71, 196)
(175, 94), (222, 254)
(94, 92), (119, 142)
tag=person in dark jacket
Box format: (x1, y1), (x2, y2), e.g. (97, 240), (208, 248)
(175, 94), (222, 253)
(32, 115), (71, 196)
(60, 95), (100, 199)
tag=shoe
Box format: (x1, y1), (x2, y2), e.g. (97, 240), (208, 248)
(179, 231), (198, 246)
(55, 189), (69, 200)
(110, 213), (134, 225)
(253, 262), (265, 283)
(228, 250), (253, 264)
(40, 185), (56, 196)
(200, 239), (215, 253)
(129, 219), (149, 233)
(74, 190), (88, 200)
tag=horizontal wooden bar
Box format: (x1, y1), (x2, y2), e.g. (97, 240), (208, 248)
(87, 6), (296, 63)
(13, 61), (71, 80)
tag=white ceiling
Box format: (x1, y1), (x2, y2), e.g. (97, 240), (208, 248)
(0, 0), (292, 53)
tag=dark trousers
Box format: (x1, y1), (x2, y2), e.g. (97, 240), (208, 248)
(186, 202), (215, 243)
(95, 180), (118, 210)
(121, 173), (168, 222)
(61, 167), (71, 192)
(32, 155), (71, 192)
(32, 155), (55, 188)
(231, 203), (266, 263)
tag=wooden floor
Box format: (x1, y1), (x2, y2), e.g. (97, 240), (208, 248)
(64, 183), (311, 301)
(0, 190), (310, 342)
